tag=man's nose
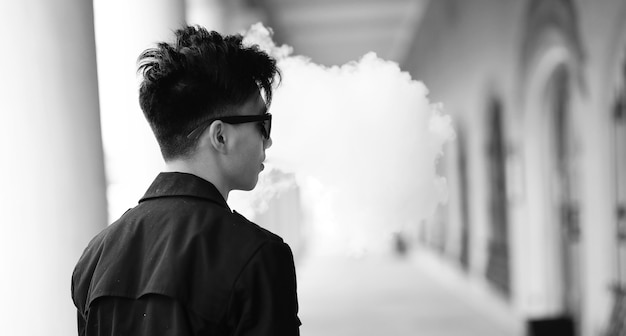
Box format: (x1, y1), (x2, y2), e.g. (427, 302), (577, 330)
(264, 137), (273, 149)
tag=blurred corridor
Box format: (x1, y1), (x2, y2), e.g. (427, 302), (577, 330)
(297, 252), (521, 336)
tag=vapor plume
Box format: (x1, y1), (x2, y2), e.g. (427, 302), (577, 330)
(231, 24), (455, 255)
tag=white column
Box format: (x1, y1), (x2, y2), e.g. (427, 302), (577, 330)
(93, 0), (186, 220)
(0, 1), (107, 335)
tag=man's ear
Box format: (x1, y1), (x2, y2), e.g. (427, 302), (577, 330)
(207, 121), (227, 153)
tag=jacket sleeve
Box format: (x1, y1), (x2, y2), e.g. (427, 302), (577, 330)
(228, 241), (301, 336)
(77, 311), (86, 336)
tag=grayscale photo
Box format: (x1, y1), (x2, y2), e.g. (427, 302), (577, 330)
(1, 1), (625, 336)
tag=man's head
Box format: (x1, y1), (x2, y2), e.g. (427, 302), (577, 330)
(137, 26), (279, 192)
(137, 25), (279, 161)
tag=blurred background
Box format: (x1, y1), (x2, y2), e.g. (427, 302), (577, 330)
(1, 0), (626, 335)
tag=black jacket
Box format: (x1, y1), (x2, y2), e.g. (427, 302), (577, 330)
(72, 172), (300, 335)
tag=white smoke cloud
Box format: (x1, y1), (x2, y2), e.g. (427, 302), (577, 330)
(232, 23), (455, 255)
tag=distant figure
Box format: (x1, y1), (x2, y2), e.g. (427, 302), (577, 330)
(393, 232), (409, 257)
(71, 26), (300, 335)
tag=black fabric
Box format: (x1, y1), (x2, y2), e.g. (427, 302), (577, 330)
(72, 172), (300, 335)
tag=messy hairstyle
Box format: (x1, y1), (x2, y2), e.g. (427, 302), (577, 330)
(137, 25), (280, 160)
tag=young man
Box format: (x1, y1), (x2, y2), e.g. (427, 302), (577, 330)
(71, 26), (301, 335)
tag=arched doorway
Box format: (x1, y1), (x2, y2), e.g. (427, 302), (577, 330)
(485, 99), (511, 297)
(457, 126), (471, 271)
(545, 65), (581, 319)
(520, 1), (583, 334)
(606, 54), (626, 336)
(523, 56), (581, 336)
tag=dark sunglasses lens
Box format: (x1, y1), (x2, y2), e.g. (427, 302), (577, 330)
(258, 119), (271, 139)
(264, 119), (271, 139)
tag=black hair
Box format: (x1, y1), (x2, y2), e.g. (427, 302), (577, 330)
(137, 25), (280, 160)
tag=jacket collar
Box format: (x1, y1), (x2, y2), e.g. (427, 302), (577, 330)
(139, 172), (230, 210)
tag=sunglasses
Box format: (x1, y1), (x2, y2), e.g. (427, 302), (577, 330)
(187, 113), (272, 140)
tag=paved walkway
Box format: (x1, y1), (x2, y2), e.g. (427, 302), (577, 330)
(296, 253), (523, 336)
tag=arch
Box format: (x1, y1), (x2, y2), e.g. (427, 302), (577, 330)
(601, 1), (626, 288)
(519, 0), (585, 94)
(605, 17), (626, 334)
(456, 124), (471, 271)
(485, 97), (511, 298)
(522, 49), (581, 324)
(606, 61), (626, 336)
(517, 0), (583, 329)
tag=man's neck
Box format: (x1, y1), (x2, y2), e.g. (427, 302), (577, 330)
(163, 159), (230, 201)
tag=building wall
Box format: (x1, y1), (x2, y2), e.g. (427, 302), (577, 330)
(403, 1), (626, 335)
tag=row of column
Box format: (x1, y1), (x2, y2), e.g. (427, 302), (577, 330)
(0, 0), (201, 334)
